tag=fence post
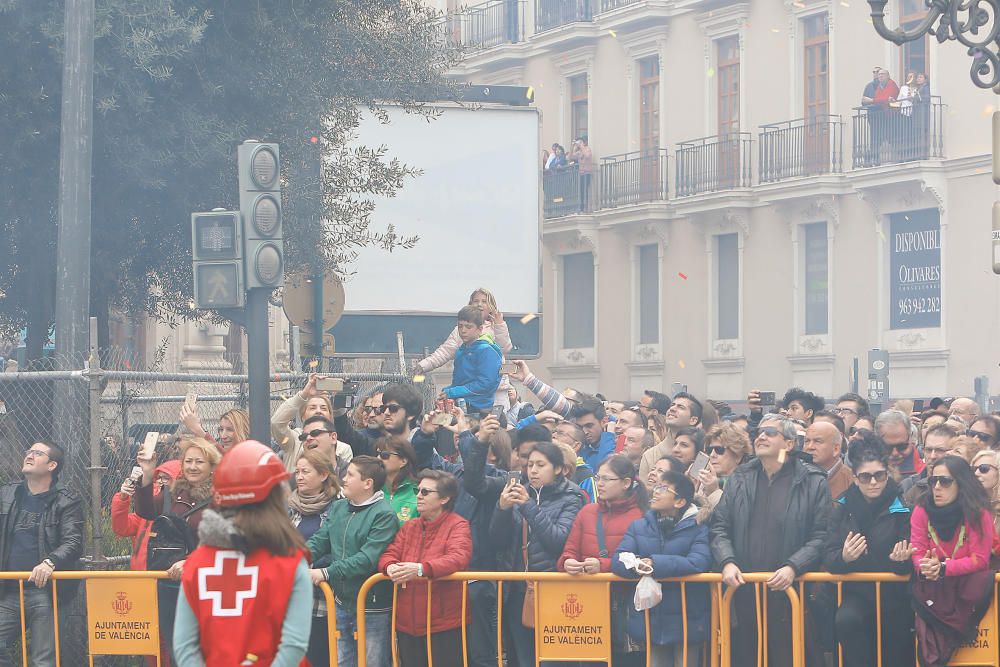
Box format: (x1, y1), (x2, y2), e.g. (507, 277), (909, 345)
(86, 317), (104, 561)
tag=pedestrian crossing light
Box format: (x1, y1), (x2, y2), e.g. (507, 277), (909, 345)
(191, 211), (244, 308)
(238, 141), (284, 290)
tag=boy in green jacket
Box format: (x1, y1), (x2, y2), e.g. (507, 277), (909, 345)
(307, 455), (399, 667)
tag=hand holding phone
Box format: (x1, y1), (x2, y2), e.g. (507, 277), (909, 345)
(138, 431), (159, 462)
(687, 451), (711, 480)
(500, 362), (519, 376)
(490, 405), (505, 420)
(506, 471), (522, 487)
(758, 391), (776, 407)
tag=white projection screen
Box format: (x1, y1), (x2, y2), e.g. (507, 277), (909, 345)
(345, 105), (540, 315)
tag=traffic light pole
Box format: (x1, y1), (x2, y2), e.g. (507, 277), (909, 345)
(312, 271), (324, 365)
(245, 287), (272, 442)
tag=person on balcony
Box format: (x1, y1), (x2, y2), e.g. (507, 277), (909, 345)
(570, 136), (594, 211)
(862, 68), (899, 166)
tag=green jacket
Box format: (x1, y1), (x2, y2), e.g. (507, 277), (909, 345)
(385, 477), (419, 526)
(307, 493), (399, 612)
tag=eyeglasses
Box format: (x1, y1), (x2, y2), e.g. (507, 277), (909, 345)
(593, 475), (623, 484)
(849, 427), (874, 437)
(362, 406), (376, 414)
(373, 404), (403, 416)
(651, 485), (676, 496)
(707, 445), (728, 456)
(298, 429), (330, 442)
(856, 470), (888, 485)
(968, 429), (994, 443)
(832, 407), (859, 417)
(884, 442), (910, 453)
(976, 464), (998, 475)
(416, 488), (439, 496)
(24, 449), (48, 459)
(377, 450), (402, 461)
(928, 475), (956, 489)
(757, 426), (781, 438)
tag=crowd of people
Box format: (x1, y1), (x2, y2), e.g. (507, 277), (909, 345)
(1, 287), (998, 667)
(860, 65), (934, 164)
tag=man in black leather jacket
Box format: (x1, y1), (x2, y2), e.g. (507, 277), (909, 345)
(0, 441), (83, 667)
(710, 415), (830, 667)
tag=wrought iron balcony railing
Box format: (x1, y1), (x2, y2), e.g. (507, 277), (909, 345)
(674, 133), (753, 197)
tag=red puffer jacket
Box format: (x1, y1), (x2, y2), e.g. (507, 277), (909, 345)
(558, 494), (643, 572)
(110, 461), (180, 570)
(378, 511), (472, 635)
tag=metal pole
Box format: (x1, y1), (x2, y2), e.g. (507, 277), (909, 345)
(87, 318), (104, 560)
(54, 0), (95, 366)
(312, 273), (324, 366)
(246, 288), (272, 441)
(851, 357), (859, 394)
(396, 331), (406, 374)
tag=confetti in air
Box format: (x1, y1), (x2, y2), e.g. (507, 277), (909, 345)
(413, 375), (426, 384)
(707, 67), (716, 78)
(281, 436), (290, 445)
(309, 359), (319, 369)
(609, 29), (617, 37)
(678, 360), (686, 369)
(678, 272), (688, 280)
(520, 313), (537, 324)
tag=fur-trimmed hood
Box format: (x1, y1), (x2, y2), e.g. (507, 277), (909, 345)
(197, 509), (242, 550)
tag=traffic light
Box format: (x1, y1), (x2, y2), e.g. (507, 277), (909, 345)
(238, 141), (283, 290)
(191, 211), (244, 308)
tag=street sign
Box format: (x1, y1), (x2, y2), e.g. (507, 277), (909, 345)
(194, 262), (243, 308)
(282, 271), (345, 332)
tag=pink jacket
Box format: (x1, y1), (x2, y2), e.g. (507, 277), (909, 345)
(417, 321), (512, 373)
(910, 505), (994, 577)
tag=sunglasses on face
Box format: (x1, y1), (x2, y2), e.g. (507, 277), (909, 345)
(976, 463), (998, 475)
(362, 406), (376, 414)
(757, 426), (781, 438)
(885, 442), (910, 453)
(707, 446), (728, 456)
(849, 427), (874, 437)
(929, 475), (955, 489)
(377, 450), (402, 461)
(856, 470), (888, 485)
(968, 429), (994, 443)
(373, 404), (403, 415)
(298, 429), (330, 442)
(416, 487), (439, 497)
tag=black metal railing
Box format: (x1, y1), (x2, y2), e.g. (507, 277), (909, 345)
(674, 133), (753, 197)
(451, 0), (525, 51)
(536, 0), (592, 32)
(543, 163), (598, 217)
(599, 0), (643, 10)
(852, 96), (945, 168)
(758, 115), (843, 183)
(599, 149), (668, 207)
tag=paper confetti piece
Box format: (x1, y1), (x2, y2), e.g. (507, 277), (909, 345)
(281, 436), (290, 445)
(413, 374), (426, 384)
(678, 272), (688, 280)
(520, 313), (537, 324)
(279, 395), (288, 401)
(609, 29), (617, 37)
(707, 67), (715, 78)
(309, 359), (319, 368)
(678, 360), (686, 369)
(771, 27), (781, 33)
(878, 229), (887, 242)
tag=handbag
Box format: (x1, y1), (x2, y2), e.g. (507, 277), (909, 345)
(147, 498), (210, 571)
(521, 518), (535, 628)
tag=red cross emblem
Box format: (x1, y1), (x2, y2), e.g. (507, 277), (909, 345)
(198, 551), (259, 617)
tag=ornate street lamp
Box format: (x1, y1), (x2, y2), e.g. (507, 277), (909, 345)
(866, 0), (1000, 89)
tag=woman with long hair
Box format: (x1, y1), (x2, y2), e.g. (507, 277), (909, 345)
(271, 372), (354, 472)
(971, 449), (1000, 537)
(178, 403), (249, 453)
(376, 436), (419, 524)
(911, 455), (995, 665)
(415, 288), (513, 405)
(289, 449), (342, 666)
(174, 440), (310, 665)
(823, 437), (914, 667)
(490, 442), (584, 667)
(135, 437), (221, 665)
(693, 422), (751, 515)
(379, 470), (473, 667)
(560, 455), (648, 667)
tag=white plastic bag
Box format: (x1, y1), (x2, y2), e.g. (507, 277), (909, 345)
(634, 575), (662, 611)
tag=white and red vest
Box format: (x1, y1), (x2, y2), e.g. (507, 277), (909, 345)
(181, 545), (306, 667)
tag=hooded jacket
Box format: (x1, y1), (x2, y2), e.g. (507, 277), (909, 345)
(489, 476), (584, 574)
(443, 333), (503, 412)
(111, 460), (180, 571)
(612, 506), (712, 646)
(378, 511), (473, 635)
(710, 457), (831, 574)
(558, 494), (643, 572)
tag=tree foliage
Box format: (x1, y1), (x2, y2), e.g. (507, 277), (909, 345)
(0, 0), (461, 356)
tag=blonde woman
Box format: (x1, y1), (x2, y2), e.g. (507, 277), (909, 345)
(694, 422), (751, 513)
(178, 403), (250, 453)
(949, 434), (985, 463)
(415, 288), (513, 406)
(972, 449), (1000, 538)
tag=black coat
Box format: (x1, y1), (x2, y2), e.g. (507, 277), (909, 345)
(489, 476), (583, 573)
(0, 482), (84, 571)
(710, 457), (830, 574)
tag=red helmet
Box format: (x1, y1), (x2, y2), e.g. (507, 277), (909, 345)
(213, 440), (289, 507)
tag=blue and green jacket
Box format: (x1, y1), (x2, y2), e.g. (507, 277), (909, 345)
(443, 333), (503, 412)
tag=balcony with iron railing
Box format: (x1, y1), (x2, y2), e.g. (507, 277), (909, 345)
(851, 96), (945, 168)
(449, 0), (525, 52)
(536, 0), (593, 32)
(674, 133), (753, 197)
(758, 115), (844, 184)
(599, 149), (668, 208)
(543, 163), (598, 218)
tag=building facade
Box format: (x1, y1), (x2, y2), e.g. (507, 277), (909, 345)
(435, 0), (1000, 402)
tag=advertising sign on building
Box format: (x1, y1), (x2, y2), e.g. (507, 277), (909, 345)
(86, 578), (159, 656)
(889, 208), (941, 330)
(535, 580), (612, 662)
